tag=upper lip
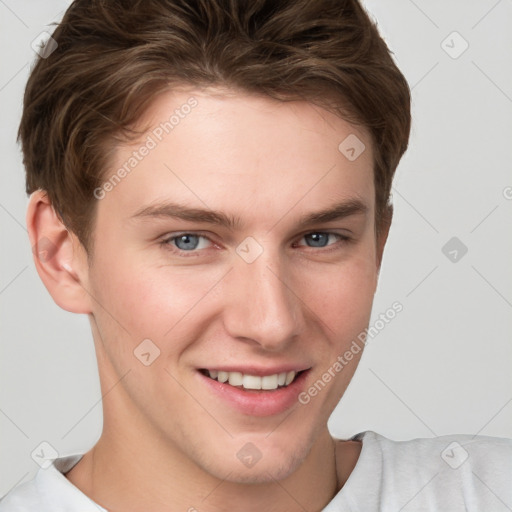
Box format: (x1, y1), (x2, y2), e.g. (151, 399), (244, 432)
(199, 365), (311, 377)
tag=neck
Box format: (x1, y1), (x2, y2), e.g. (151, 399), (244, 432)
(66, 422), (342, 512)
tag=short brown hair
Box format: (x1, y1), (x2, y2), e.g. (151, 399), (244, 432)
(19, 0), (411, 255)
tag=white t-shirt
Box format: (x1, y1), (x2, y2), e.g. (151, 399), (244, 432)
(1, 430), (511, 511)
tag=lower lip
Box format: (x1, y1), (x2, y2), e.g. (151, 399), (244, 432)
(197, 370), (310, 417)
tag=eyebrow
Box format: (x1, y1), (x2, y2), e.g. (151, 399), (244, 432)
(130, 198), (368, 231)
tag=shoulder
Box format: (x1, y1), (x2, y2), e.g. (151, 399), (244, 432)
(0, 478), (40, 511)
(0, 454), (104, 512)
(338, 430), (512, 510)
(366, 429), (512, 466)
(371, 430), (512, 481)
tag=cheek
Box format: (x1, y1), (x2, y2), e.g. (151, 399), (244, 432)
(300, 251), (378, 338)
(88, 252), (222, 349)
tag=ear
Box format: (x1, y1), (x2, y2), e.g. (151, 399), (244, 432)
(26, 190), (93, 314)
(375, 203), (393, 274)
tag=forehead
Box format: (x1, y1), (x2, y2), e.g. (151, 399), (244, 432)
(98, 87), (375, 228)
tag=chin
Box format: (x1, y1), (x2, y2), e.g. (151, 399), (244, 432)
(196, 436), (311, 484)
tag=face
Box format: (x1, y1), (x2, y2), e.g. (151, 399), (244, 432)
(84, 87), (383, 483)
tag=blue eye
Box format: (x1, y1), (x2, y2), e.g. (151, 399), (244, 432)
(160, 231), (350, 257)
(174, 234), (200, 251)
(303, 232), (335, 248)
(296, 232), (350, 250)
(161, 233), (212, 253)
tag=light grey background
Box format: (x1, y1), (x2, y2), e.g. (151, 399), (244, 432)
(1, 0), (511, 497)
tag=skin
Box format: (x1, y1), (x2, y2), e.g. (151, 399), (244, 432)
(27, 87), (391, 512)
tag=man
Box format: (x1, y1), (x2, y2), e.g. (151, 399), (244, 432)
(1, 0), (511, 510)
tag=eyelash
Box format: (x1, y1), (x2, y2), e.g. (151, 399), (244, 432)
(159, 231), (352, 257)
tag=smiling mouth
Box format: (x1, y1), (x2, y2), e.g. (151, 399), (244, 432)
(199, 369), (307, 391)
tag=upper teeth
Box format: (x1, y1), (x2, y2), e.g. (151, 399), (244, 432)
(207, 370), (297, 390)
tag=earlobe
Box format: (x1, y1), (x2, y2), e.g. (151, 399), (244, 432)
(26, 190), (93, 314)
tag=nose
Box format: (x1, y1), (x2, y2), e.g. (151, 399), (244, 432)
(222, 246), (303, 352)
